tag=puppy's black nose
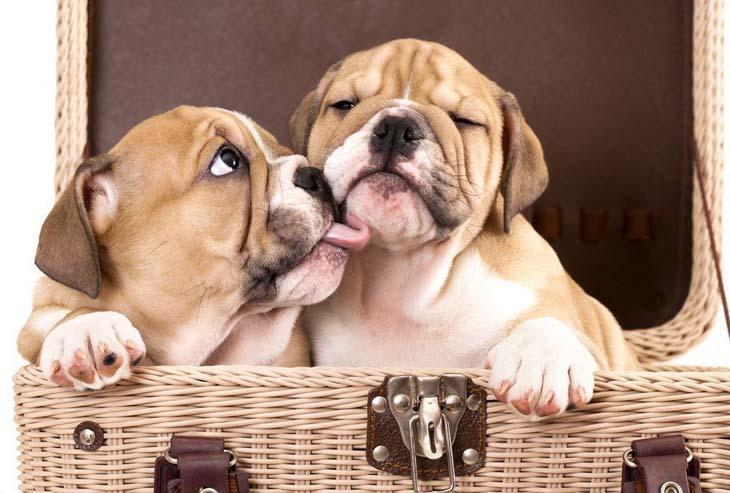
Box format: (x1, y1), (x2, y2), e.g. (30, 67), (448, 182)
(295, 164), (333, 196)
(295, 166), (340, 220)
(371, 116), (423, 158)
(294, 166), (326, 195)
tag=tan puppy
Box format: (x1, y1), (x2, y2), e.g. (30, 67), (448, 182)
(18, 106), (358, 390)
(291, 39), (639, 419)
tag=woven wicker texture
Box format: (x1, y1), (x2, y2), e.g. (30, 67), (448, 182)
(623, 0), (726, 363)
(54, 0), (87, 194)
(38, 1), (730, 491)
(14, 365), (730, 492)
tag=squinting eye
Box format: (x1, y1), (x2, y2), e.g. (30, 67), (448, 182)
(331, 100), (357, 111)
(451, 114), (483, 127)
(210, 145), (245, 176)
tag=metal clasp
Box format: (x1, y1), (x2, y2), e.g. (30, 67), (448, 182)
(387, 375), (467, 493)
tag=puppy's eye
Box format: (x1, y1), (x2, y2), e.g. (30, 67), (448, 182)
(451, 114), (483, 127)
(210, 145), (246, 176)
(331, 100), (357, 111)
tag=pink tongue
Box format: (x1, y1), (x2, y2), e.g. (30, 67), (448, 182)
(324, 213), (370, 251)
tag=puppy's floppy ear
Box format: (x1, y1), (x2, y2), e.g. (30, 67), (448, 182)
(500, 92), (548, 233)
(35, 155), (118, 298)
(288, 58), (345, 155)
(288, 89), (319, 156)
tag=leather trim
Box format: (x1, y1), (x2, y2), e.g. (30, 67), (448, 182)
(621, 435), (701, 493)
(154, 436), (249, 493)
(366, 376), (487, 479)
(167, 473), (247, 493)
(532, 206), (561, 241)
(170, 436), (224, 456)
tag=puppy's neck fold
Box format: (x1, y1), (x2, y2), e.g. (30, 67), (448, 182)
(345, 237), (464, 312)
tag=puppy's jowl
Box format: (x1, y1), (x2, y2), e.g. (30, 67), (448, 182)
(292, 39), (639, 419)
(18, 106), (360, 390)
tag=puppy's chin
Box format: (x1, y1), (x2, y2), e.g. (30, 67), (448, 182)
(345, 172), (439, 250)
(273, 241), (348, 306)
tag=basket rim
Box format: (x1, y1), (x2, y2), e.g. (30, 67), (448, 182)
(14, 363), (730, 389)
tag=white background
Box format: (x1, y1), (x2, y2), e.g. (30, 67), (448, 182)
(0, 1), (728, 489)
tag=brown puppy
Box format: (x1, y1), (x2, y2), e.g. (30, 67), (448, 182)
(291, 39), (639, 419)
(18, 106), (357, 390)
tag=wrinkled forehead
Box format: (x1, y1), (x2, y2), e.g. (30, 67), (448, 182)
(116, 106), (279, 159)
(330, 41), (493, 108)
(110, 106), (282, 190)
(212, 108), (282, 163)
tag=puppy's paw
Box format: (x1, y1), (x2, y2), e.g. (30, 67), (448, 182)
(39, 311), (146, 391)
(486, 317), (596, 420)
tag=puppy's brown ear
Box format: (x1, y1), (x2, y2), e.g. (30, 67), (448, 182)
(288, 89), (319, 156)
(35, 155), (117, 298)
(500, 92), (548, 233)
(288, 58), (345, 155)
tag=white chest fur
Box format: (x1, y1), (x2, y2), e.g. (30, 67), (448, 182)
(306, 246), (535, 367)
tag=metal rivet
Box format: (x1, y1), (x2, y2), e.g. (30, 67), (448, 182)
(371, 396), (387, 413)
(462, 448), (479, 465)
(199, 488), (219, 493)
(392, 394), (411, 413)
(444, 395), (463, 413)
(373, 445), (389, 462)
(660, 482), (683, 493)
(73, 421), (105, 451)
(466, 394), (481, 411)
(79, 428), (96, 446)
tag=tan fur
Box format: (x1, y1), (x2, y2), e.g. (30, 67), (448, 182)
(295, 39), (637, 418)
(475, 213), (637, 370)
(20, 106), (344, 388)
(274, 324), (311, 367)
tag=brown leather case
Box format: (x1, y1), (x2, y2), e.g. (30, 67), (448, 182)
(87, 0), (693, 329)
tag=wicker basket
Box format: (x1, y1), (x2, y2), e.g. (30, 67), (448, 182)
(14, 365), (730, 492)
(14, 0), (727, 491)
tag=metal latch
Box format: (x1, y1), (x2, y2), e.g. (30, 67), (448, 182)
(367, 374), (487, 491)
(390, 375), (465, 492)
(387, 375), (467, 492)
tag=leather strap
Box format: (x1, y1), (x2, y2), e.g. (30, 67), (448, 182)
(155, 436), (248, 493)
(693, 137), (730, 338)
(171, 436), (225, 456)
(166, 471), (248, 493)
(621, 435), (701, 493)
(623, 208), (653, 241)
(580, 208), (608, 243)
(178, 454), (230, 493)
(532, 206), (561, 241)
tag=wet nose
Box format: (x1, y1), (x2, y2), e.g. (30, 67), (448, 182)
(294, 166), (338, 218)
(371, 116), (423, 156)
(294, 166), (329, 199)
